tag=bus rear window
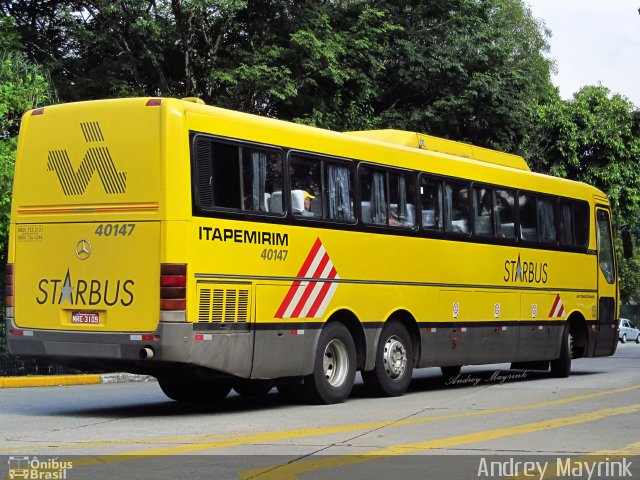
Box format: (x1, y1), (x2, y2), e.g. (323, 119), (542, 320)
(193, 135), (284, 214)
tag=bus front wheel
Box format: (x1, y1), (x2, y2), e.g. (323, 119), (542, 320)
(363, 321), (414, 397)
(302, 322), (356, 404)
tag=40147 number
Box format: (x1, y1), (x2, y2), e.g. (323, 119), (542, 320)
(261, 249), (288, 261)
(94, 223), (136, 237)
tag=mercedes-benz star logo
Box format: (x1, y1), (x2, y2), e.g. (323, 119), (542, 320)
(75, 239), (92, 260)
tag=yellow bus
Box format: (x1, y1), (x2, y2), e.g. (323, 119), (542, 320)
(6, 98), (620, 404)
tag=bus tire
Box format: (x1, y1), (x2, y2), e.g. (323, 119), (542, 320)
(158, 376), (231, 402)
(550, 326), (572, 378)
(362, 322), (414, 397)
(301, 322), (356, 404)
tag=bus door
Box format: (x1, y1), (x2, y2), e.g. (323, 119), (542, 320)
(594, 207), (617, 356)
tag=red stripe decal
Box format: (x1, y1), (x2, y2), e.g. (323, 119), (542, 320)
(274, 280), (300, 318)
(290, 253), (330, 318)
(548, 294), (560, 317)
(306, 267), (337, 318)
(274, 238), (323, 318)
(297, 237), (323, 277)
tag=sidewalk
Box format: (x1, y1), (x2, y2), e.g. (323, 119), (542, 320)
(0, 373), (155, 388)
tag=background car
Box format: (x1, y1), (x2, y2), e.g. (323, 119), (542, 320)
(619, 318), (640, 343)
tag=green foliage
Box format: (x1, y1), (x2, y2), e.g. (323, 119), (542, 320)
(373, 0), (555, 152)
(2, 0), (554, 144)
(0, 50), (55, 344)
(0, 51), (55, 138)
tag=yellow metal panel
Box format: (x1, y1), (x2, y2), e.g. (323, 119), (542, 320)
(472, 291), (519, 323)
(12, 98), (162, 220)
(439, 290), (472, 323)
(14, 221), (160, 332)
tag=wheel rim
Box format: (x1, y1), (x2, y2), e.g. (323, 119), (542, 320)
(323, 339), (349, 387)
(383, 335), (407, 379)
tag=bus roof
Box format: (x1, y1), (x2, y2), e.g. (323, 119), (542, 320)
(345, 129), (530, 172)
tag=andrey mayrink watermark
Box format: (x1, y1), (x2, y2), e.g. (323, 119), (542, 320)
(477, 457), (633, 480)
(445, 369), (529, 387)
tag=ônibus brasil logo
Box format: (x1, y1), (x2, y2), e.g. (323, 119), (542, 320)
(47, 122), (127, 195)
(8, 456), (73, 480)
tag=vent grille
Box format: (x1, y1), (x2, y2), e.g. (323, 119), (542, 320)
(197, 284), (251, 325)
(195, 138), (214, 208)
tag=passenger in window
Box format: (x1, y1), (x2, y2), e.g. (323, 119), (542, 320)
(302, 191), (315, 216)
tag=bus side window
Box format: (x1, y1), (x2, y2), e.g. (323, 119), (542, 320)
(574, 201), (590, 248)
(537, 197), (557, 243)
(559, 201), (574, 246)
(289, 155), (322, 217)
(518, 194), (537, 241)
(445, 181), (469, 234)
(241, 148), (283, 213)
(389, 172), (416, 228)
(473, 186), (494, 236)
(193, 135), (284, 215)
(360, 167), (387, 225)
(326, 163), (354, 222)
(420, 176), (443, 230)
(495, 189), (516, 239)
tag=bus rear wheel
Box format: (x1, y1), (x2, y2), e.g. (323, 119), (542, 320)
(301, 322), (356, 404)
(158, 376), (231, 402)
(550, 326), (572, 378)
(363, 322), (414, 397)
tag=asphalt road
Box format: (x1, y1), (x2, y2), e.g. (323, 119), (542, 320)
(1, 344), (640, 479)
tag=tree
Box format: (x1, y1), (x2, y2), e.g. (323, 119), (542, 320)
(524, 85), (640, 299)
(0, 46), (56, 350)
(372, 0), (555, 152)
(2, 0), (555, 142)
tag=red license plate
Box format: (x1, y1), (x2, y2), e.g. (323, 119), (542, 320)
(71, 312), (100, 324)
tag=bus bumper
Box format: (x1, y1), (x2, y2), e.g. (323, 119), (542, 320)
(5, 318), (254, 378)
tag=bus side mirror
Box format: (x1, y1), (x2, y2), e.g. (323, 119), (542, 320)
(622, 230), (633, 258)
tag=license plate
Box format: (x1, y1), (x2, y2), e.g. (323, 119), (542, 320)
(71, 312), (100, 325)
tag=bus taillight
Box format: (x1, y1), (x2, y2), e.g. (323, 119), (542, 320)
(160, 263), (186, 321)
(5, 263), (14, 319)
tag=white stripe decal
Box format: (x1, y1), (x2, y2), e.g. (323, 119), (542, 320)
(275, 239), (340, 319)
(282, 281), (309, 318)
(315, 277), (340, 318)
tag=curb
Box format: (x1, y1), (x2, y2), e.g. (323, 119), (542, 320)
(0, 373), (156, 388)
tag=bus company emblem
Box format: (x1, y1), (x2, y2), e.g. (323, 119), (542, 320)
(47, 122), (127, 195)
(36, 268), (135, 307)
(275, 238), (339, 319)
(504, 253), (548, 284)
(75, 239), (92, 260)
